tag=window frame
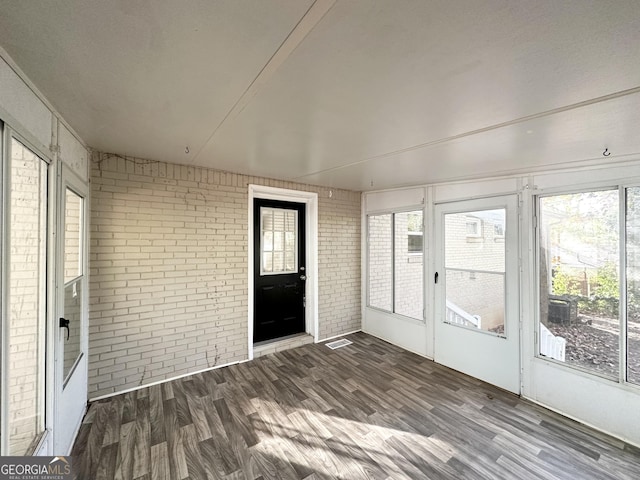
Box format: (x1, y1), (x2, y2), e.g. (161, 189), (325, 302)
(366, 212), (393, 312)
(259, 206), (299, 276)
(366, 207), (425, 321)
(0, 127), (52, 455)
(534, 184), (640, 388)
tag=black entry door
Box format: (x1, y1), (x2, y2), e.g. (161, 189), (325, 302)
(254, 198), (306, 343)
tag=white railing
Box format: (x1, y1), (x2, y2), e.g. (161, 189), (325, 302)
(446, 300), (482, 329)
(540, 323), (566, 362)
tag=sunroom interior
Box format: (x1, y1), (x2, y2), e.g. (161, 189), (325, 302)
(0, 1), (639, 477)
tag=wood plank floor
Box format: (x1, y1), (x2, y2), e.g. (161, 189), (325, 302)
(71, 332), (640, 479)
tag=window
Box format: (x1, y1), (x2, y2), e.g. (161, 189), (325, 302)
(494, 223), (505, 237)
(5, 138), (48, 454)
(407, 212), (423, 254)
(537, 189), (634, 382)
(625, 187), (640, 385)
(368, 210), (424, 320)
(260, 207), (297, 275)
(368, 214), (392, 311)
(64, 188), (82, 283)
(466, 217), (482, 238)
(408, 232), (423, 253)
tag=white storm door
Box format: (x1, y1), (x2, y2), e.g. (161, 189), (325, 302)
(54, 165), (88, 454)
(434, 195), (520, 393)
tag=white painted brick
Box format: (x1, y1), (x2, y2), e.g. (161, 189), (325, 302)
(89, 152), (361, 397)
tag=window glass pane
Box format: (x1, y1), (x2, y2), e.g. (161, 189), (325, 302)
(285, 251), (295, 271)
(260, 207), (297, 275)
(539, 190), (619, 379)
(626, 187), (640, 384)
(64, 188), (82, 282)
(262, 211), (273, 230)
(8, 139), (46, 454)
(284, 211), (296, 273)
(274, 231), (283, 251)
(273, 210), (284, 231)
(263, 232), (273, 252)
(394, 211), (424, 319)
(63, 280), (82, 380)
(445, 209), (506, 334)
(263, 252), (273, 272)
(368, 214), (392, 311)
(61, 188), (85, 381)
(273, 251), (284, 272)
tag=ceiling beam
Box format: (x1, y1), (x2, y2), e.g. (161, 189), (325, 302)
(192, 0), (336, 164)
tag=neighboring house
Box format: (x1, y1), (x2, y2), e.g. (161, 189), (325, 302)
(445, 212), (506, 331)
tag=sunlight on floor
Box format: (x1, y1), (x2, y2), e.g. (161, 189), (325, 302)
(249, 398), (457, 477)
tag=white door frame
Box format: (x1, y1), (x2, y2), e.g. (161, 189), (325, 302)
(434, 194), (521, 394)
(248, 185), (318, 359)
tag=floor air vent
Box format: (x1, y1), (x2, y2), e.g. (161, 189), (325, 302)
(325, 338), (353, 350)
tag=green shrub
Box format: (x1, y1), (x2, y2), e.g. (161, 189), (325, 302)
(552, 262), (622, 318)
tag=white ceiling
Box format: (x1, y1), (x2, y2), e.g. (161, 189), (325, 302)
(0, 0), (639, 191)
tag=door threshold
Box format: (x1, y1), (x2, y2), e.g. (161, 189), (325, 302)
(253, 333), (314, 358)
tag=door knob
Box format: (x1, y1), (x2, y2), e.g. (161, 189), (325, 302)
(300, 275), (307, 281)
(59, 317), (70, 340)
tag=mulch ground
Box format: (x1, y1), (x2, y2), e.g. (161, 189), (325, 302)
(547, 315), (640, 383)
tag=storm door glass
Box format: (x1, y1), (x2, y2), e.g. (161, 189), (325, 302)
(444, 209), (506, 335)
(62, 188), (84, 381)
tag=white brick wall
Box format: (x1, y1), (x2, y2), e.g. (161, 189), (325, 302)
(89, 153), (361, 397)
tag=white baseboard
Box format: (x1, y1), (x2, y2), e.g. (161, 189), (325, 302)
(89, 359), (242, 402)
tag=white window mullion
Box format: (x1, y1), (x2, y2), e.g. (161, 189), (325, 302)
(0, 123), (8, 455)
(391, 213), (396, 314)
(620, 185), (628, 385)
